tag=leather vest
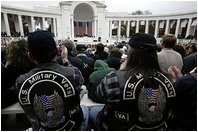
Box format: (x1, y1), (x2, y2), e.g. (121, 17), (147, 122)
(97, 70), (176, 130)
(17, 66), (83, 130)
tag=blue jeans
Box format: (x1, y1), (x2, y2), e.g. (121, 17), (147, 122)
(78, 105), (89, 131)
(89, 106), (103, 130)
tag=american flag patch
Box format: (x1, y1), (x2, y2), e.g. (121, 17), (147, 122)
(39, 95), (54, 109)
(144, 88), (159, 104)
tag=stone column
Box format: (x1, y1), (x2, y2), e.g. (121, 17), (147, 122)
(85, 22), (88, 34)
(154, 20), (159, 38)
(175, 19), (181, 38)
(118, 20), (121, 38)
(109, 20), (112, 38)
(94, 20), (97, 37)
(135, 20), (139, 33)
(3, 13), (11, 36)
(92, 21), (94, 37)
(185, 18), (193, 38)
(18, 15), (24, 36)
(145, 20), (149, 33)
(42, 17), (45, 30)
(53, 18), (57, 37)
(71, 18), (74, 38)
(31, 16), (35, 32)
(165, 19), (170, 34)
(126, 20), (130, 37)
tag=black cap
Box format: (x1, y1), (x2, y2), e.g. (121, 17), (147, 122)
(28, 30), (56, 55)
(128, 33), (157, 51)
(76, 44), (87, 51)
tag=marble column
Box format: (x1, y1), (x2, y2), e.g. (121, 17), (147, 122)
(145, 20), (149, 33)
(165, 19), (170, 34)
(71, 18), (74, 38)
(94, 20), (97, 37)
(31, 16), (35, 32)
(42, 17), (45, 30)
(53, 18), (57, 37)
(175, 19), (181, 38)
(154, 20), (159, 38)
(118, 20), (121, 38)
(135, 20), (139, 33)
(18, 15), (24, 36)
(126, 20), (130, 37)
(185, 18), (193, 38)
(3, 13), (11, 36)
(109, 20), (112, 38)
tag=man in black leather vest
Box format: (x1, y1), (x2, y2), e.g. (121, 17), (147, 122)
(16, 30), (88, 131)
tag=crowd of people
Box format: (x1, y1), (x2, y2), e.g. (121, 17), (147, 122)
(1, 29), (197, 130)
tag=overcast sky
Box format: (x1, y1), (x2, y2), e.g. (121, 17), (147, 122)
(1, 0), (197, 14)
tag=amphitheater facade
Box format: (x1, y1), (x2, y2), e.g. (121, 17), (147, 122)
(1, 1), (197, 44)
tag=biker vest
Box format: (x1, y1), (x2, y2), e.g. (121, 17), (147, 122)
(97, 70), (176, 130)
(18, 70), (83, 130)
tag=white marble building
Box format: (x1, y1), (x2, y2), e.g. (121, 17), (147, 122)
(1, 1), (197, 44)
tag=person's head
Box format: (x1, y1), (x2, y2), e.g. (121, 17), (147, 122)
(6, 39), (33, 69)
(62, 39), (75, 52)
(96, 43), (104, 52)
(28, 30), (58, 63)
(76, 44), (87, 54)
(126, 33), (160, 76)
(107, 47), (122, 70)
(161, 34), (177, 48)
(173, 44), (185, 58)
(189, 43), (197, 54)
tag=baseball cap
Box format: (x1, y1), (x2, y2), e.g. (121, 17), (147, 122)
(28, 30), (57, 56)
(128, 33), (157, 51)
(76, 44), (87, 51)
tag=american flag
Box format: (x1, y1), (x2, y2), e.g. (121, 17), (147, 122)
(39, 95), (54, 109)
(144, 88), (159, 104)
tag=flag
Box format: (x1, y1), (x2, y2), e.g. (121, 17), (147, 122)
(150, 21), (155, 27)
(191, 19), (197, 26)
(144, 87), (159, 104)
(170, 20), (176, 28)
(39, 94), (54, 109)
(122, 21), (126, 25)
(140, 21), (145, 25)
(181, 19), (187, 27)
(159, 21), (165, 28)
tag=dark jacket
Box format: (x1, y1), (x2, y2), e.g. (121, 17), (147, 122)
(76, 53), (95, 86)
(16, 62), (84, 131)
(182, 52), (197, 75)
(168, 72), (197, 131)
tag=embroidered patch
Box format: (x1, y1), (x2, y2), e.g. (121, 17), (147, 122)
(18, 71), (76, 130)
(115, 111), (129, 122)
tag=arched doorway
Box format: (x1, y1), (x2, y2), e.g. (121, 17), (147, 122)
(74, 3), (94, 37)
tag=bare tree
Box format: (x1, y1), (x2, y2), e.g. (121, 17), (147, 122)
(130, 10), (152, 15)
(144, 10), (152, 15)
